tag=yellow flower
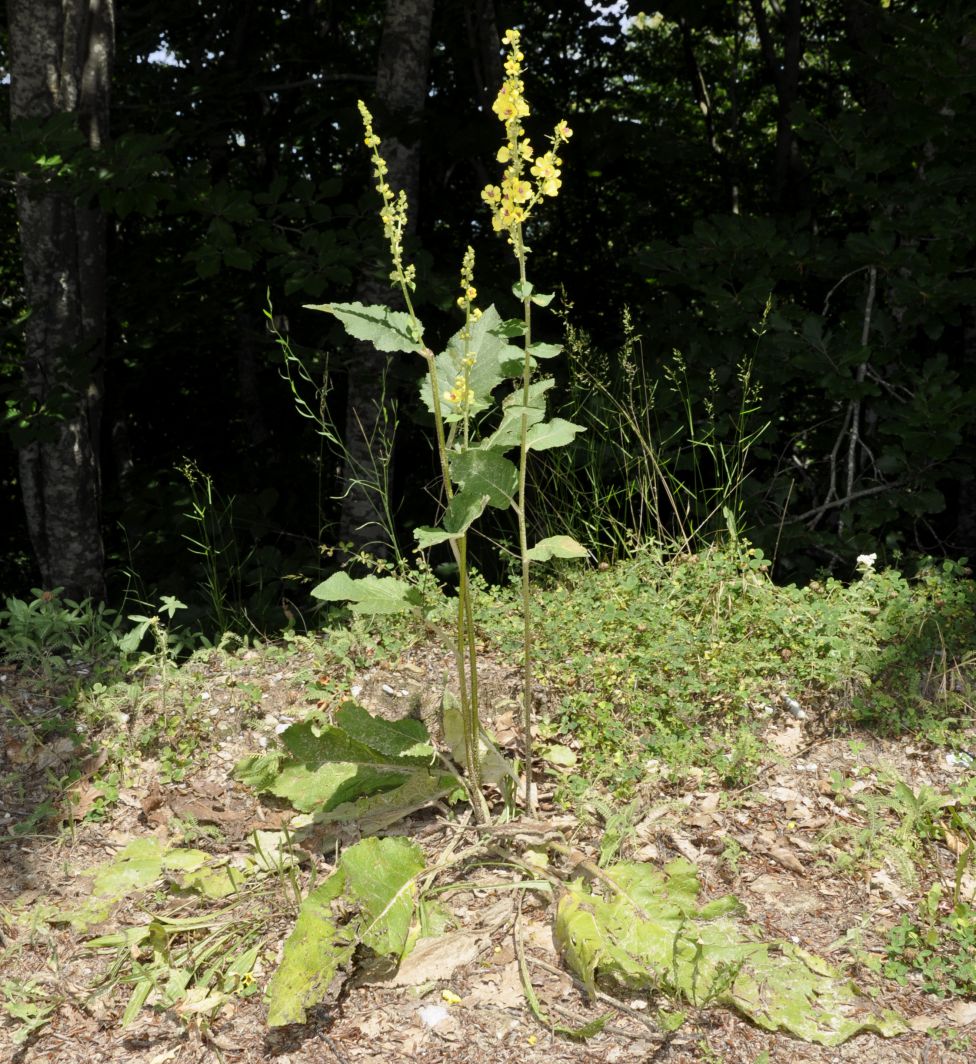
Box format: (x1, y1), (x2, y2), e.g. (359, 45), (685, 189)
(496, 146), (511, 163)
(481, 184), (502, 205)
(555, 119), (573, 139)
(502, 28), (520, 45)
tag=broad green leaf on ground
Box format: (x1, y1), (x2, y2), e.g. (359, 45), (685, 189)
(526, 536), (589, 562)
(526, 418), (586, 452)
(340, 837), (425, 956)
(304, 301), (423, 352)
(553, 859), (907, 1046)
(267, 837), (425, 1026)
(301, 768), (456, 835)
(418, 305), (512, 417)
(266, 868), (352, 1026)
(53, 840), (246, 930)
(414, 486), (489, 548)
(333, 701), (432, 759)
(310, 571), (422, 614)
(233, 705), (455, 820)
(449, 449), (518, 508)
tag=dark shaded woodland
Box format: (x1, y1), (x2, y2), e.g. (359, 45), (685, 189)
(2, 1), (974, 630)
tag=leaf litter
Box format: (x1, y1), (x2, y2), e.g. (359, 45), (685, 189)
(1, 636), (975, 1062)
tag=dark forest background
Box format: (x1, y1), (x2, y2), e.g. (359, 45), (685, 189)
(2, 0), (975, 635)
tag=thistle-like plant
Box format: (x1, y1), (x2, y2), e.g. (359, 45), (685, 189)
(308, 30), (587, 821)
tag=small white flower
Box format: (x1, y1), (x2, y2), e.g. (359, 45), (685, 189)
(856, 553), (877, 571)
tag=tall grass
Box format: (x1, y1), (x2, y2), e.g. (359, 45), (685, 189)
(528, 305), (769, 560)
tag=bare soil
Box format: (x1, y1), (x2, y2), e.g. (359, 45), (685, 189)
(1, 640), (973, 1064)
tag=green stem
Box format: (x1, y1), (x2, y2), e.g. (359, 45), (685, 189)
(457, 535), (488, 822)
(515, 227), (536, 813)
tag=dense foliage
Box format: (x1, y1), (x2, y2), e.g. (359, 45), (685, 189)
(2, 1), (974, 625)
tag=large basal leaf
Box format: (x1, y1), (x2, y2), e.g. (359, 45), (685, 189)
(525, 535), (589, 562)
(553, 859), (907, 1047)
(449, 449), (518, 508)
(266, 869), (352, 1026)
(525, 418), (586, 452)
(233, 706), (451, 819)
(305, 769), (456, 835)
(310, 571), (422, 615)
(267, 839), (425, 1026)
(304, 301), (423, 353)
(340, 837), (425, 956)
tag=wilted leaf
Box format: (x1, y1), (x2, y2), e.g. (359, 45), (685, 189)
(267, 869), (352, 1026)
(267, 838), (425, 1026)
(553, 858), (907, 1046)
(442, 693), (514, 787)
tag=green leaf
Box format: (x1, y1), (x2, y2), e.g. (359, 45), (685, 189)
(530, 291), (555, 307)
(341, 837), (425, 956)
(418, 305), (511, 417)
(525, 418), (586, 452)
(528, 341), (563, 359)
(525, 536), (589, 562)
(266, 869), (352, 1026)
(266, 838), (426, 1026)
(334, 701), (433, 760)
(310, 572), (422, 614)
(450, 449), (518, 508)
(234, 707), (451, 821)
(414, 486), (489, 548)
(482, 403), (546, 450)
(303, 301), (423, 353)
(553, 859), (908, 1046)
(512, 280), (534, 300)
(305, 768), (456, 834)
(490, 318), (528, 338)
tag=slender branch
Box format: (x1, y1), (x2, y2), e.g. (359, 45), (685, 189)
(840, 264), (877, 535)
(791, 480), (906, 525)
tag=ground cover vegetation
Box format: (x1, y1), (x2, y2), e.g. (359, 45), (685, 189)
(2, 3), (976, 1062)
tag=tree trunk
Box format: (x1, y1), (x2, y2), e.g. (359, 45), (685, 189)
(339, 0), (435, 559)
(749, 0), (806, 210)
(7, 0), (114, 599)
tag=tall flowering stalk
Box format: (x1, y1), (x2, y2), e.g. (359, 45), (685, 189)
(482, 28), (574, 812)
(310, 33), (585, 824)
(358, 103), (489, 822)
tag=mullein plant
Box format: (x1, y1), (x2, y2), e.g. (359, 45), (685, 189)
(309, 29), (587, 821)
